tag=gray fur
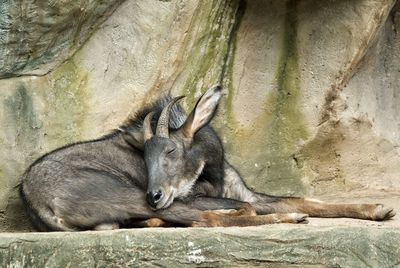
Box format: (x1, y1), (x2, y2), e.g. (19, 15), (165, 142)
(20, 85), (284, 231)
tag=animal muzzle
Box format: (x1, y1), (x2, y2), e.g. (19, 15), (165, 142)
(146, 187), (176, 210)
(146, 189), (164, 209)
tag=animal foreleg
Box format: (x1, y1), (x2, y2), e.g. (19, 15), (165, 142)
(223, 160), (395, 221)
(252, 195), (395, 221)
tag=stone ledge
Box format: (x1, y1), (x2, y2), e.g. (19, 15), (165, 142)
(1, 225), (399, 267)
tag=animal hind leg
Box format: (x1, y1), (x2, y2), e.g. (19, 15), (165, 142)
(37, 208), (77, 231)
(49, 187), (160, 230)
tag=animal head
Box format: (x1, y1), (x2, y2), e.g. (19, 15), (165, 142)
(143, 85), (221, 210)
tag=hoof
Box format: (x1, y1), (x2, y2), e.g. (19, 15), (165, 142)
(374, 205), (396, 221)
(288, 213), (309, 224)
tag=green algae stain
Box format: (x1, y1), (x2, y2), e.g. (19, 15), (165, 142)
(261, 0), (308, 194)
(2, 85), (42, 214)
(43, 58), (89, 145)
(179, 0), (243, 111)
(0, 58), (89, 232)
(211, 0), (246, 137)
(247, 0), (308, 195)
(216, 0), (308, 195)
(4, 85), (42, 151)
(255, 0), (308, 194)
(222, 0), (246, 129)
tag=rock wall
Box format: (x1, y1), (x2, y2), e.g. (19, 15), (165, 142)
(220, 0), (400, 196)
(0, 0), (399, 231)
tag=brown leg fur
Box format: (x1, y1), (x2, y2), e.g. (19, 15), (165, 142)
(192, 212), (308, 227)
(129, 204), (258, 228)
(128, 218), (178, 228)
(255, 197), (395, 221)
(208, 203), (257, 217)
(224, 161), (395, 221)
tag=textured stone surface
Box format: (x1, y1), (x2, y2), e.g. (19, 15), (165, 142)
(216, 0), (400, 196)
(1, 0), (400, 231)
(0, 0), (124, 77)
(1, 225), (400, 267)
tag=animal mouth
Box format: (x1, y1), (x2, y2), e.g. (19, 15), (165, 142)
(156, 189), (175, 210)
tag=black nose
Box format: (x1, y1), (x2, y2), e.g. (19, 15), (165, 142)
(146, 190), (163, 208)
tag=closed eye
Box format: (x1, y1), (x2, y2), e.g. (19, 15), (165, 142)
(166, 148), (176, 155)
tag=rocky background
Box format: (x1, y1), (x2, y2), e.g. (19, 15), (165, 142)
(0, 0), (399, 232)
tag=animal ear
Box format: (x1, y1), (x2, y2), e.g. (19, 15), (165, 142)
(180, 85), (222, 139)
(122, 111), (155, 150)
(122, 130), (145, 150)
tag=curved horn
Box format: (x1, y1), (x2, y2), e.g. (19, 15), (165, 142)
(156, 96), (185, 138)
(143, 111), (155, 142)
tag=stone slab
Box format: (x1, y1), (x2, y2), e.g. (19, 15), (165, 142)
(1, 225), (400, 267)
